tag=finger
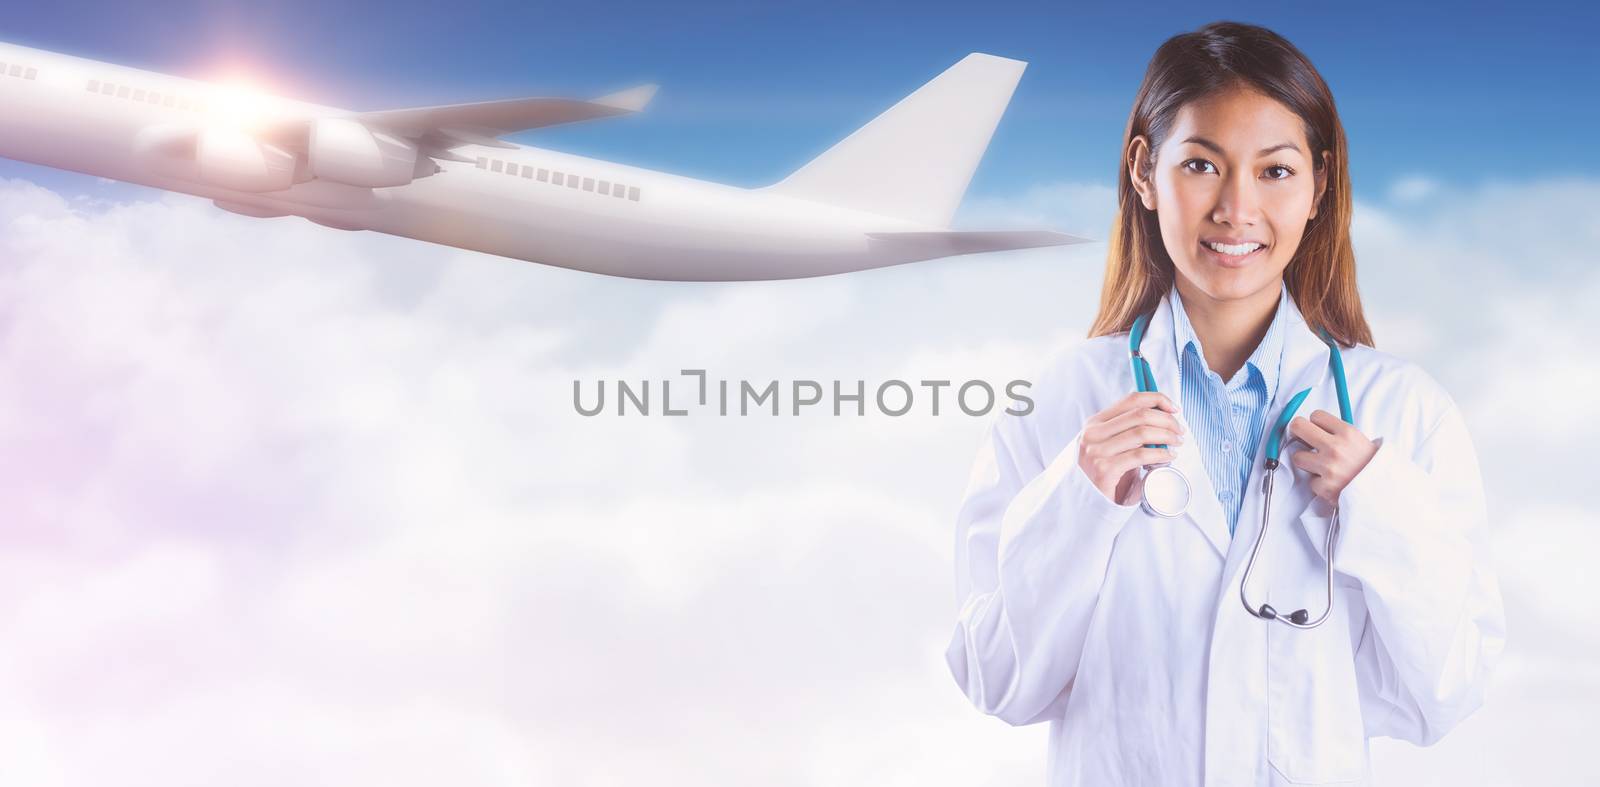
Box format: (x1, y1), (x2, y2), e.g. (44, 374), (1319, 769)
(1313, 410), (1375, 458)
(1089, 445), (1174, 485)
(1090, 405), (1185, 445)
(1311, 478), (1334, 503)
(1090, 391), (1179, 425)
(1288, 415), (1334, 449)
(1102, 423), (1186, 456)
(1289, 413), (1332, 441)
(1084, 401), (1184, 446)
(1318, 477), (1345, 504)
(1309, 409), (1352, 436)
(1290, 448), (1330, 476)
(1109, 445), (1178, 477)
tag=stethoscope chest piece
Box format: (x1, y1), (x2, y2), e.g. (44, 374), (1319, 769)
(1139, 463), (1190, 518)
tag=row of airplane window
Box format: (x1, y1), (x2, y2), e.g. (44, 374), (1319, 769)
(0, 62), (39, 81)
(84, 78), (208, 112)
(475, 157), (641, 201)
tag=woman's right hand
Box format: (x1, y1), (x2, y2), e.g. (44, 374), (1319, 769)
(1077, 392), (1186, 504)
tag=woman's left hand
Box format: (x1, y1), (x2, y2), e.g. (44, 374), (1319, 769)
(1287, 409), (1379, 504)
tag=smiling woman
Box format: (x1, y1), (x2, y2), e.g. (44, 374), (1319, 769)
(1093, 23), (1369, 354)
(945, 20), (1505, 787)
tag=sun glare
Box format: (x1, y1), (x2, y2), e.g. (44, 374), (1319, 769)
(202, 69), (289, 129)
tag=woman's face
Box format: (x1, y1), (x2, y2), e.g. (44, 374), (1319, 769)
(1129, 84), (1330, 305)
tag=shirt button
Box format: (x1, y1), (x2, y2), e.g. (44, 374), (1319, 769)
(1232, 404), (1245, 414)
(1222, 440), (1233, 453)
(1220, 490), (1235, 502)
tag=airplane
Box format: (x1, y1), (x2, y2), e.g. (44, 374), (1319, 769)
(0, 41), (1088, 281)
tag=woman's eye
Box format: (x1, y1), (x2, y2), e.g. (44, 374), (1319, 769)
(1264, 165), (1295, 180)
(1183, 159), (1216, 174)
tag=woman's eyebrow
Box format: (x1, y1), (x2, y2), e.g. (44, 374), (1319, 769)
(1181, 135), (1303, 157)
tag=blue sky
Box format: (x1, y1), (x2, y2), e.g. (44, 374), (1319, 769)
(2, 0), (1596, 202)
(0, 4), (1596, 784)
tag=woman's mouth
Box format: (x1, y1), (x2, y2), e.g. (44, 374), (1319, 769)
(1199, 239), (1267, 267)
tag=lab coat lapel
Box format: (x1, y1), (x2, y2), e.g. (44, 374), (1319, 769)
(1217, 291), (1332, 600)
(1143, 295), (1230, 559)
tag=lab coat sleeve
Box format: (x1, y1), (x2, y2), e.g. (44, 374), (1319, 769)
(1302, 399), (1507, 746)
(945, 406), (1140, 726)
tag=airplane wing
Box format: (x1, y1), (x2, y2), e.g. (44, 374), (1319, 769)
(352, 84), (658, 150)
(255, 84), (658, 163)
(143, 83), (659, 191)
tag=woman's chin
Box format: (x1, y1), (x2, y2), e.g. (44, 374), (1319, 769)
(1186, 266), (1276, 302)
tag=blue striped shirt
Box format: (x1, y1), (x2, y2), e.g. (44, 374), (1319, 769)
(1168, 282), (1288, 536)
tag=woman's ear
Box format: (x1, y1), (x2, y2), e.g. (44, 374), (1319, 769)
(1127, 135), (1157, 212)
(1309, 149), (1331, 220)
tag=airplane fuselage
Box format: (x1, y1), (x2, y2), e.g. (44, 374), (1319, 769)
(0, 42), (941, 281)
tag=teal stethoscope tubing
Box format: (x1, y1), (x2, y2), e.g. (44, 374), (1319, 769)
(1129, 310), (1354, 629)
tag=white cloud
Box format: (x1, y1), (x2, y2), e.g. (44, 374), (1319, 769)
(957, 180), (1117, 239)
(1387, 175), (1438, 203)
(0, 174), (1594, 784)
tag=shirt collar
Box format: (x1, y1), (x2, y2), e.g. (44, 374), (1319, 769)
(1167, 280), (1288, 402)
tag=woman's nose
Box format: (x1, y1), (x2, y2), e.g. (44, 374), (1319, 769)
(1212, 170), (1263, 227)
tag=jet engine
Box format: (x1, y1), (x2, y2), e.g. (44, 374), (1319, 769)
(308, 118), (419, 188)
(196, 128), (297, 193)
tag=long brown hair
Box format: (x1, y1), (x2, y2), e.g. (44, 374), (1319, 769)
(1088, 21), (1373, 348)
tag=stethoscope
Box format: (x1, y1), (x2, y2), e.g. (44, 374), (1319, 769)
(1128, 308), (1353, 629)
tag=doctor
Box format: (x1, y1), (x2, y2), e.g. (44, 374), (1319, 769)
(945, 21), (1505, 787)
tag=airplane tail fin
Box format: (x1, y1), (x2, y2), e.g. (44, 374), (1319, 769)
(759, 53), (1026, 228)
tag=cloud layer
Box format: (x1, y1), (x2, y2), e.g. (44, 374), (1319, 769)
(0, 175), (1591, 785)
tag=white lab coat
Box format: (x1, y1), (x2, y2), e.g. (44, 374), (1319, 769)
(946, 290), (1506, 786)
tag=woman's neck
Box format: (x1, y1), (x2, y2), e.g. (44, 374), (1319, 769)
(1174, 277), (1282, 381)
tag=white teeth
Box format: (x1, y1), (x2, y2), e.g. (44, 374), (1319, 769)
(1205, 240), (1263, 256)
